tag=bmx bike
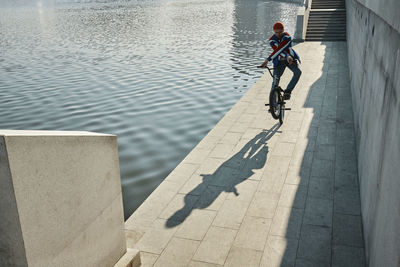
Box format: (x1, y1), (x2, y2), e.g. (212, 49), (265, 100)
(257, 64), (291, 125)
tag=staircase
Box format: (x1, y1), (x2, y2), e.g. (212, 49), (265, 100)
(305, 0), (346, 41)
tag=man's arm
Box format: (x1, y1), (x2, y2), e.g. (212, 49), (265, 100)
(267, 35), (292, 61)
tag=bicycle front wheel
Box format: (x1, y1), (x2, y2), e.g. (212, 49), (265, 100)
(269, 88), (280, 119)
(279, 101), (285, 125)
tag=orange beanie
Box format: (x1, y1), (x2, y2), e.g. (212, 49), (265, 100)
(273, 22), (284, 30)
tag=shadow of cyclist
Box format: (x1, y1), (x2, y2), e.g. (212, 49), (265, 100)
(166, 123), (280, 227)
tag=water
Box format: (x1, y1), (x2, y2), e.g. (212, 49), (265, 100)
(0, 0), (301, 219)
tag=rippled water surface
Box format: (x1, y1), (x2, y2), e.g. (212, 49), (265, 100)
(0, 0), (300, 218)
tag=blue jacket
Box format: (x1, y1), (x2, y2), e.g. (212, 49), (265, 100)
(267, 32), (301, 67)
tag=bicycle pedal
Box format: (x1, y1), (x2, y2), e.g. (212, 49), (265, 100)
(285, 108), (291, 110)
(265, 103), (269, 106)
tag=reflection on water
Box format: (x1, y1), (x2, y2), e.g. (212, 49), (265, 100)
(0, 0), (300, 218)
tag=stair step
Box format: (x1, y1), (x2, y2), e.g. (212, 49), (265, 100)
(305, 39), (347, 41)
(309, 15), (346, 18)
(309, 17), (346, 20)
(308, 27), (346, 29)
(307, 24), (346, 27)
(307, 32), (346, 36)
(312, 3), (344, 5)
(312, 5), (345, 7)
(308, 21), (346, 24)
(309, 13), (346, 15)
(312, 6), (345, 9)
(308, 19), (346, 22)
(312, 0), (344, 2)
(309, 16), (346, 18)
(307, 29), (346, 33)
(306, 35), (347, 38)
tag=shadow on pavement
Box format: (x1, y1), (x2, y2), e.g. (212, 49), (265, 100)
(166, 123), (281, 228)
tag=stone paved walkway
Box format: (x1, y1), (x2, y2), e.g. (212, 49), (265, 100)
(124, 42), (366, 267)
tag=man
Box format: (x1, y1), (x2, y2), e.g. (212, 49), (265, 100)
(260, 21), (301, 100)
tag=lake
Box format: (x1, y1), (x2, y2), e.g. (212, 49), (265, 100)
(0, 0), (301, 218)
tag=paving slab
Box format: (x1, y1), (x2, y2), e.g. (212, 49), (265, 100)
(125, 42), (365, 266)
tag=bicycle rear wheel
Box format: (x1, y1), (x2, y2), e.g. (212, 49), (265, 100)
(269, 88), (280, 119)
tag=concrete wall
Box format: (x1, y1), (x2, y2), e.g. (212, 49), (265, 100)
(0, 130), (127, 267)
(345, 0), (400, 266)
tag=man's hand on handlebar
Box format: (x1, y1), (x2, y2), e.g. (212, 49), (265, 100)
(258, 59), (269, 68)
(287, 56), (293, 65)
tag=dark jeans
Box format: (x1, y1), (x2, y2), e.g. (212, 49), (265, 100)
(272, 60), (302, 93)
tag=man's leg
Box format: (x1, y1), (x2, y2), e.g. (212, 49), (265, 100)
(271, 61), (286, 91)
(284, 61), (302, 94)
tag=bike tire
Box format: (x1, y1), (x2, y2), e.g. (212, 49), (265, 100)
(279, 100), (285, 125)
(269, 89), (280, 120)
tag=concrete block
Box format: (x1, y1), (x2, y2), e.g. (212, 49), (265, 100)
(114, 249), (141, 267)
(332, 245), (366, 267)
(229, 121), (252, 134)
(303, 197), (333, 227)
(270, 207), (303, 239)
(334, 172), (358, 191)
(125, 229), (145, 249)
(182, 148), (211, 164)
(333, 214), (364, 248)
(188, 261), (221, 267)
(285, 164), (310, 187)
(192, 226), (237, 265)
(279, 130), (299, 143)
(196, 136), (220, 150)
(135, 219), (178, 254)
(225, 179), (259, 202)
(212, 199), (250, 229)
(193, 185), (228, 211)
(219, 132), (243, 146)
(316, 128), (336, 147)
(179, 173), (208, 196)
(314, 144), (336, 161)
(174, 209), (217, 241)
(206, 166), (239, 187)
(159, 193), (199, 224)
(206, 126), (230, 138)
(209, 143), (234, 159)
(195, 157), (226, 175)
(241, 127), (265, 140)
(311, 159), (335, 179)
(224, 246), (262, 267)
(165, 163), (200, 184)
(246, 191), (280, 219)
(0, 131), (127, 267)
(258, 156), (291, 193)
(278, 184), (307, 209)
(233, 216), (272, 251)
(153, 237), (200, 267)
(271, 142), (296, 157)
(260, 236), (298, 267)
(125, 197), (169, 230)
(295, 258), (328, 267)
(308, 176), (334, 200)
(334, 188), (361, 215)
(139, 252), (158, 267)
(297, 224), (332, 265)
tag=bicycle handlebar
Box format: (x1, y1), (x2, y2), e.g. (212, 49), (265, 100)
(257, 65), (274, 77)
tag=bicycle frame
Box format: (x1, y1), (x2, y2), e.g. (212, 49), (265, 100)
(258, 64), (291, 124)
(265, 66), (280, 91)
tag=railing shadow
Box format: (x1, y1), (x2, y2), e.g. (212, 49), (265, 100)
(166, 123), (281, 228)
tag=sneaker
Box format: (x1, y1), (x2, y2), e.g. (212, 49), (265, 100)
(283, 92), (291, 100)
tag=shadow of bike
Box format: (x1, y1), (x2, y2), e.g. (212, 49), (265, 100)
(166, 123), (281, 227)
